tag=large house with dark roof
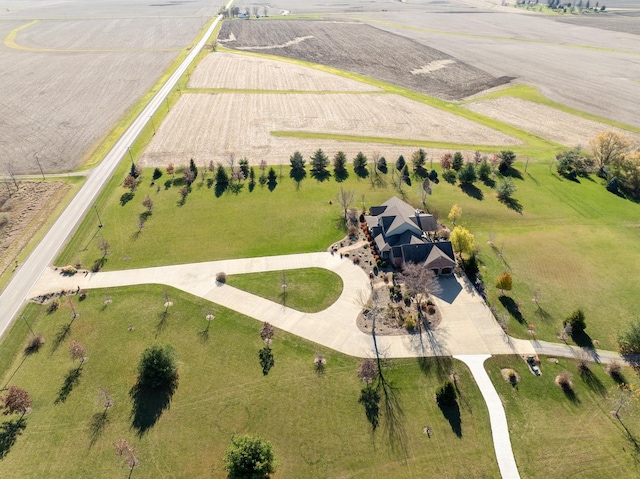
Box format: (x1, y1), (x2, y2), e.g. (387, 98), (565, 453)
(364, 197), (456, 274)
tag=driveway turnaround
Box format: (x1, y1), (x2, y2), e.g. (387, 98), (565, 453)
(30, 252), (541, 357)
(30, 251), (627, 479)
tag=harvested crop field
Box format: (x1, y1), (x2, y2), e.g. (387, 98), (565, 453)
(464, 97), (640, 147)
(140, 92), (518, 166)
(218, 20), (512, 101)
(190, 52), (381, 91)
(0, 4), (213, 173)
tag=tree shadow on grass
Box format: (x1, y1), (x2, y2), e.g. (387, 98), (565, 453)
(499, 295), (524, 324)
(55, 367), (82, 404)
(267, 179), (277, 192)
(51, 322), (73, 354)
(289, 169), (306, 190)
(197, 327), (209, 343)
(482, 177), (496, 188)
(437, 398), (462, 438)
(156, 310), (169, 336)
(88, 410), (109, 447)
(310, 170), (331, 182)
(499, 197), (523, 214)
(618, 419), (640, 465)
(579, 368), (607, 397)
(460, 183), (483, 200)
(417, 356), (453, 383)
(129, 380), (177, 436)
(334, 169), (348, 182)
(214, 183), (227, 198)
(358, 385), (380, 431)
(0, 419), (26, 459)
(560, 383), (580, 404)
(355, 167), (369, 180)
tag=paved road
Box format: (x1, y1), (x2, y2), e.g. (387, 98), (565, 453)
(0, 0), (235, 341)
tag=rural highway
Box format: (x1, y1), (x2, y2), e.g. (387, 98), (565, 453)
(0, 0), (235, 340)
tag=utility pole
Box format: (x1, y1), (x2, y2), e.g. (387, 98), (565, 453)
(94, 205), (103, 228)
(34, 153), (45, 180)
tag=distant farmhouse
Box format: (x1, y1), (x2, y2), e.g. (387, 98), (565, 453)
(365, 197), (456, 274)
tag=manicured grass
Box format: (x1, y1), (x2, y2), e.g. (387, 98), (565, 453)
(485, 355), (640, 478)
(57, 170), (424, 271)
(0, 286), (499, 478)
(421, 160), (640, 350)
(58, 157), (640, 350)
(226, 268), (343, 313)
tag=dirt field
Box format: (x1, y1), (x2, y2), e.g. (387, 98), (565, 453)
(0, 0), (217, 174)
(0, 180), (71, 279)
(140, 92), (518, 167)
(465, 97), (640, 147)
(218, 20), (512, 101)
(190, 52), (381, 91)
(347, 7), (640, 128)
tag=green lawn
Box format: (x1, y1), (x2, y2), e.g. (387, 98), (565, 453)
(57, 168), (423, 271)
(58, 157), (640, 351)
(422, 161), (640, 350)
(0, 286), (499, 478)
(226, 268), (343, 313)
(485, 355), (640, 478)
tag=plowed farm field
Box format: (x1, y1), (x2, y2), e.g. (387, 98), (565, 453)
(218, 20), (512, 101)
(190, 52), (381, 91)
(464, 97), (640, 147)
(0, 10), (211, 173)
(140, 92), (518, 166)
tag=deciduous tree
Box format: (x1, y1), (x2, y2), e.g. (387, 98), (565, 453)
(440, 153), (453, 170)
(137, 344), (178, 388)
(448, 204), (462, 224)
(358, 358), (378, 384)
(337, 187), (355, 220)
(589, 130), (633, 170)
(224, 434), (277, 479)
(1, 386), (32, 418)
(333, 151), (347, 173)
(450, 226), (474, 258)
(495, 272), (513, 294)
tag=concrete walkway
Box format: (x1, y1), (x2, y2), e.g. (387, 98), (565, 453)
(456, 355), (520, 479)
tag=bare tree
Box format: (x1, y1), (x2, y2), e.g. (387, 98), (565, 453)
(69, 339), (88, 368)
(142, 195), (153, 212)
(114, 438), (140, 474)
(4, 160), (19, 191)
(98, 238), (110, 258)
(336, 187), (355, 221)
(398, 262), (441, 300)
(358, 358), (378, 384)
(260, 322), (274, 343)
